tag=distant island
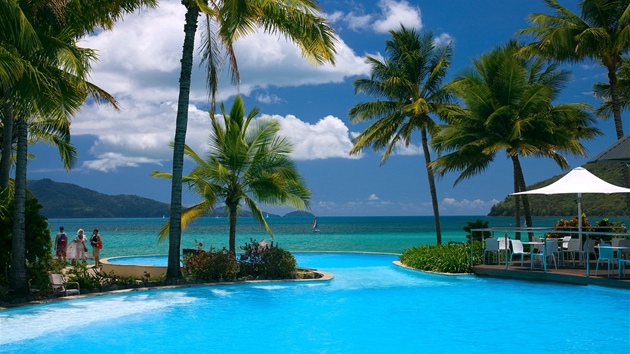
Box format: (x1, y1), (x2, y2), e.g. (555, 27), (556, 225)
(26, 179), (307, 219)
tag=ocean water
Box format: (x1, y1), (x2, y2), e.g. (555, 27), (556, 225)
(48, 215), (580, 258)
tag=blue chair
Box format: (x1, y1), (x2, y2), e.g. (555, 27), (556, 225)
(595, 244), (616, 277)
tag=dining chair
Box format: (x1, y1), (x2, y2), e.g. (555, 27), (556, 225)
(583, 239), (597, 264)
(531, 239), (558, 271)
(595, 244), (615, 277)
(618, 239), (630, 260)
(510, 239), (530, 267)
(531, 236), (543, 253)
(560, 239), (581, 267)
(483, 238), (500, 264)
(561, 236), (572, 250)
(498, 237), (510, 263)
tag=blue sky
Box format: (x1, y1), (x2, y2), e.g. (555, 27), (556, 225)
(28, 0), (626, 216)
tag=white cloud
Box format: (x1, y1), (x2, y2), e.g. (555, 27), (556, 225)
(255, 93), (282, 104)
(372, 0), (422, 33)
(345, 12), (373, 31)
(71, 0), (371, 172)
(264, 114), (361, 160)
(441, 197), (500, 212)
(434, 33), (454, 47)
(368, 194), (380, 200)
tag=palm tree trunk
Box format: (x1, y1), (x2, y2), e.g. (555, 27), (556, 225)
(0, 94), (13, 189)
(166, 1), (199, 280)
(9, 115), (28, 296)
(511, 156), (522, 235)
(421, 129), (442, 244)
(513, 156), (533, 240)
(228, 204), (237, 254)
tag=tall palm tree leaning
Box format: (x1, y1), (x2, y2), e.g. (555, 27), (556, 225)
(348, 26), (452, 244)
(431, 41), (600, 233)
(153, 96), (311, 253)
(1, 0), (156, 296)
(518, 0), (630, 213)
(166, 0), (336, 279)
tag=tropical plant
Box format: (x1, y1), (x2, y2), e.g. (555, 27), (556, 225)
(348, 26), (453, 244)
(165, 0), (337, 280)
(153, 95), (311, 254)
(518, 0), (630, 214)
(463, 219), (491, 242)
(0, 0), (156, 296)
(399, 242), (483, 273)
(182, 247), (239, 282)
(593, 56), (630, 119)
(238, 238), (297, 279)
(519, 0), (629, 140)
(431, 41), (600, 233)
(0, 196), (52, 301)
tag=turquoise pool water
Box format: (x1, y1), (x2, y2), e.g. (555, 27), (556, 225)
(1, 253), (628, 353)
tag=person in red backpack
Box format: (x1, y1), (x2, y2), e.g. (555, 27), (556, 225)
(54, 226), (68, 265)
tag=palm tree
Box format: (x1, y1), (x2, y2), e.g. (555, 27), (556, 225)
(593, 56), (629, 119)
(153, 96), (310, 253)
(348, 26), (452, 244)
(1, 0), (155, 296)
(431, 41), (600, 231)
(519, 0), (629, 139)
(166, 0), (336, 279)
(519, 0), (630, 217)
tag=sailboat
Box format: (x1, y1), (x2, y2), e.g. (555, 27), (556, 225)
(312, 217), (320, 232)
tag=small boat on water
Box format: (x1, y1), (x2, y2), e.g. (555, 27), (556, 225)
(312, 217), (320, 232)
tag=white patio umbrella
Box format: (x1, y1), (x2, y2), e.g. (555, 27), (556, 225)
(512, 166), (630, 274)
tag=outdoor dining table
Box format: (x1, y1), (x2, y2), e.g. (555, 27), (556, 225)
(598, 245), (630, 279)
(521, 241), (545, 270)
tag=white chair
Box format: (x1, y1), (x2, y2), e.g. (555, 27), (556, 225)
(531, 239), (558, 271)
(619, 239), (630, 260)
(583, 239), (597, 264)
(560, 239), (581, 267)
(531, 236), (543, 253)
(49, 274), (80, 296)
(498, 236), (510, 264)
(561, 236), (572, 250)
(483, 238), (499, 264)
(595, 244), (616, 277)
(510, 239), (530, 267)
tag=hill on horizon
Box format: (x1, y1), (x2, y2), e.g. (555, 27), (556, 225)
(26, 179), (302, 219)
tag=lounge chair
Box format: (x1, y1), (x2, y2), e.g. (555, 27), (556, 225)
(49, 274), (80, 296)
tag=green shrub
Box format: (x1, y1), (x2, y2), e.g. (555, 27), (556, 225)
(182, 248), (239, 282)
(0, 196), (54, 300)
(400, 242), (483, 274)
(463, 219), (491, 241)
(66, 263), (102, 290)
(238, 239), (296, 279)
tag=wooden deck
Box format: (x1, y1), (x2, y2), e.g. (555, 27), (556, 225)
(472, 260), (630, 290)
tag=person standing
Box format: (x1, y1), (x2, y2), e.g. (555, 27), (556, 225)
(74, 229), (88, 263)
(54, 226), (68, 265)
(90, 229), (103, 267)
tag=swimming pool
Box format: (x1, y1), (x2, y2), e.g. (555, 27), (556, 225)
(1, 253), (628, 353)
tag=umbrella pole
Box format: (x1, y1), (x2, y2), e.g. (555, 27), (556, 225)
(578, 193), (589, 277)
